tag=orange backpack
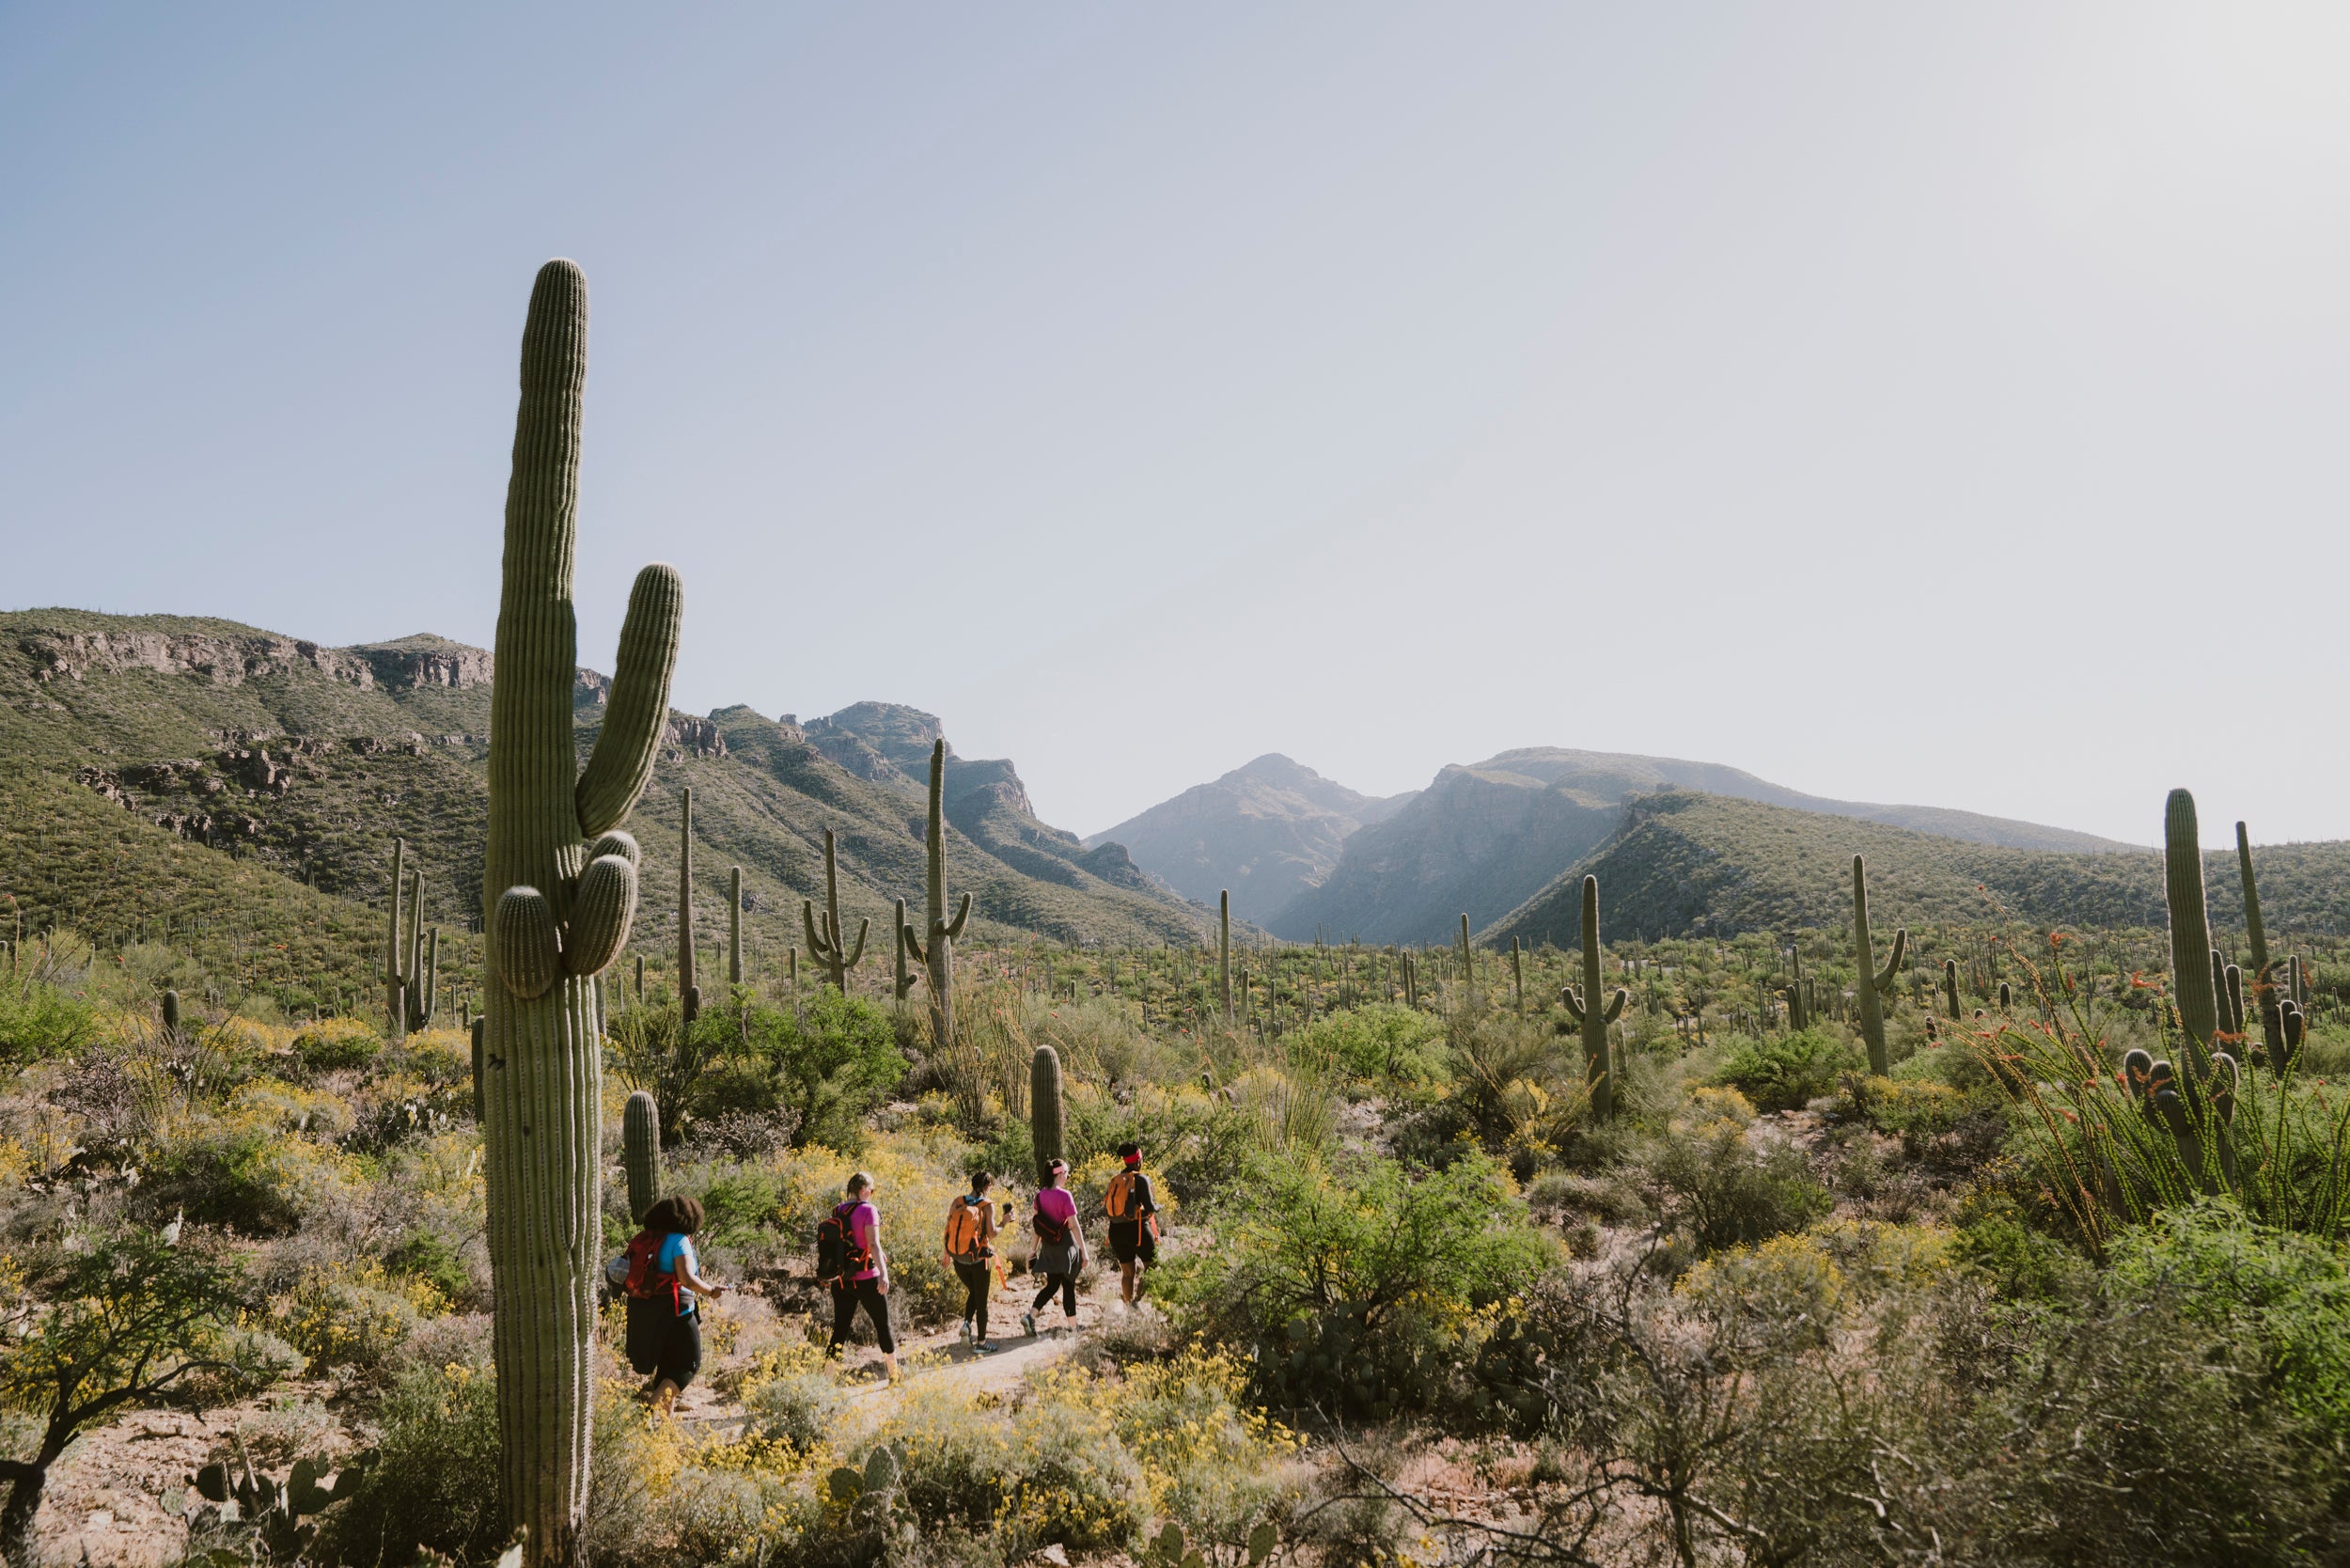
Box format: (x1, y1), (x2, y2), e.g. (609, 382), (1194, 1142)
(943, 1195), (990, 1260)
(1106, 1170), (1141, 1220)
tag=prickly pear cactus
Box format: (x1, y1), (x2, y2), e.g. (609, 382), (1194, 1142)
(478, 259), (681, 1568)
(622, 1090), (661, 1223)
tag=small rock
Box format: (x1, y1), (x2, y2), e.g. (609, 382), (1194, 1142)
(1035, 1547), (1070, 1567)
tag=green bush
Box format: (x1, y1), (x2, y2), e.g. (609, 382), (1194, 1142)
(1161, 1151), (1553, 1419)
(1712, 1027), (1859, 1112)
(0, 981), (101, 1066)
(730, 993), (907, 1152)
(318, 1358), (502, 1566)
(382, 1230), (471, 1307)
(1295, 1004), (1449, 1089)
(290, 1017), (383, 1073)
(1644, 1118), (1832, 1256)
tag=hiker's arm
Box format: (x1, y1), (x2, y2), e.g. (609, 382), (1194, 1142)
(672, 1256), (727, 1299)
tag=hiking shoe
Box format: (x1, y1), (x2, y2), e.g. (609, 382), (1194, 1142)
(1022, 1310), (1037, 1337)
(974, 1340), (997, 1355)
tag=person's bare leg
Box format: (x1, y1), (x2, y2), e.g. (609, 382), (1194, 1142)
(1120, 1259), (1137, 1306)
(652, 1378), (679, 1414)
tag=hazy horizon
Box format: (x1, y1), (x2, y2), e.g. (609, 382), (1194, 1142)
(8, 5), (2346, 849)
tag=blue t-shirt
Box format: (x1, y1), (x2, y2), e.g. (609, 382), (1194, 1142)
(655, 1233), (699, 1315)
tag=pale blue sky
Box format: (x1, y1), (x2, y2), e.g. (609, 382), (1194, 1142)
(7, 5), (2348, 847)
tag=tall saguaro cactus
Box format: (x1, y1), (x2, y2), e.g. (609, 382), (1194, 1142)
(621, 1090), (662, 1224)
(478, 259), (681, 1568)
(728, 866), (744, 988)
(805, 828), (869, 992)
(891, 898), (916, 1001)
(677, 790), (699, 1026)
(901, 741), (971, 1048)
(385, 839), (411, 1039)
(1850, 856), (1908, 1076)
(1218, 891), (1232, 1023)
(1457, 915), (1473, 1003)
(2164, 790), (2219, 1062)
(1031, 1044), (1065, 1182)
(1559, 876), (1627, 1119)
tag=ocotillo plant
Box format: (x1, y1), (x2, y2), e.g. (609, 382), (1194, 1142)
(1559, 876), (1627, 1120)
(1850, 856), (1908, 1076)
(478, 259), (681, 1568)
(728, 867), (743, 987)
(1942, 959), (1960, 1020)
(622, 1090), (661, 1223)
(804, 828), (869, 992)
(1218, 891), (1232, 1023)
(677, 789), (699, 1027)
(901, 741), (971, 1050)
(891, 898), (916, 1001)
(1031, 1044), (1064, 1182)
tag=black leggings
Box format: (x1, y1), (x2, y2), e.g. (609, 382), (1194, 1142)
(954, 1261), (992, 1339)
(828, 1279), (896, 1355)
(1032, 1271), (1078, 1319)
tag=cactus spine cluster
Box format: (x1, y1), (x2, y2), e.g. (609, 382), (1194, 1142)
(677, 789), (699, 1026)
(1030, 1044), (1064, 1181)
(805, 828), (869, 992)
(1850, 856), (1908, 1076)
(1559, 876), (1627, 1119)
(478, 260), (681, 1568)
(1218, 891), (1232, 1022)
(901, 741), (971, 1049)
(621, 1090), (661, 1223)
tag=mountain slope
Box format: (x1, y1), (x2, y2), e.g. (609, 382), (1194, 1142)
(0, 611), (1204, 971)
(1484, 790), (2350, 944)
(1084, 754), (1413, 924)
(1272, 745), (2132, 944)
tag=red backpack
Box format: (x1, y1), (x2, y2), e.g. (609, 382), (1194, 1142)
(815, 1202), (874, 1288)
(621, 1231), (679, 1310)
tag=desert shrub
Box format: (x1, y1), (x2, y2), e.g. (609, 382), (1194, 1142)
(1023, 995), (1183, 1090)
(147, 1107), (366, 1234)
(739, 1340), (847, 1450)
(272, 1261), (440, 1379)
(1297, 1004), (1448, 1089)
(290, 1016), (382, 1073)
(1113, 1348), (1304, 1545)
(1058, 1081), (1257, 1205)
(321, 1356), (502, 1567)
(2105, 1200), (2350, 1446)
(1161, 1151), (1552, 1419)
(1841, 1074), (1976, 1155)
(383, 1229), (472, 1307)
(1643, 1115), (1832, 1257)
(0, 982), (102, 1066)
(1712, 1027), (1859, 1112)
(221, 1394), (341, 1467)
(742, 992), (907, 1152)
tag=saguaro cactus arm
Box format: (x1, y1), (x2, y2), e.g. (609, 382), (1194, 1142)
(574, 570), (684, 839)
(2236, 821), (2270, 978)
(1875, 929), (1908, 992)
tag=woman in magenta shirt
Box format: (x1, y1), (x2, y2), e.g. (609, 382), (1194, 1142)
(825, 1171), (899, 1381)
(1023, 1158), (1086, 1336)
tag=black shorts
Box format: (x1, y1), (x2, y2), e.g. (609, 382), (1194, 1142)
(657, 1309), (703, 1389)
(1108, 1222), (1156, 1266)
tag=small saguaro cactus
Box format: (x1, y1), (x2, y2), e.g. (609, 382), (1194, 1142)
(1850, 856), (1908, 1076)
(1030, 1044), (1064, 1182)
(804, 828), (869, 993)
(1559, 876), (1628, 1120)
(477, 259), (682, 1568)
(160, 988), (180, 1042)
(1997, 980), (2013, 1011)
(622, 1090), (661, 1223)
(901, 741), (972, 1049)
(1218, 891), (1233, 1023)
(890, 898), (916, 1001)
(1784, 945), (1809, 1030)
(728, 866), (744, 988)
(1457, 914), (1473, 1001)
(2223, 962), (2246, 1039)
(419, 927), (438, 1027)
(1511, 935), (1525, 1011)
(2127, 789), (2244, 1182)
(1942, 959), (1961, 1020)
(677, 789), (699, 1027)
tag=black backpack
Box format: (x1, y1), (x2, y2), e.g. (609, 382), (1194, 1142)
(816, 1202), (872, 1288)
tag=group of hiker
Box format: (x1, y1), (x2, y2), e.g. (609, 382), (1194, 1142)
(613, 1142), (1161, 1398)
